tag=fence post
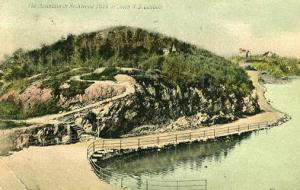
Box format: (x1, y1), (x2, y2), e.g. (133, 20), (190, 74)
(102, 139), (105, 150)
(146, 179), (148, 190)
(214, 128), (216, 137)
(258, 123), (260, 129)
(121, 177), (123, 188)
(157, 136), (159, 145)
(138, 138), (140, 148)
(248, 124), (250, 130)
(175, 134), (178, 144)
(93, 141), (95, 152)
(120, 139), (122, 150)
(238, 125), (239, 133)
(205, 180), (208, 190)
(228, 126), (229, 134)
(203, 130), (205, 138)
(189, 132), (192, 140)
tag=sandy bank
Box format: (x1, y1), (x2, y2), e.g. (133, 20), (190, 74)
(0, 143), (119, 190)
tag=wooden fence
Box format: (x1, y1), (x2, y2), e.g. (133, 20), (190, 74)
(144, 179), (207, 190)
(87, 120), (276, 189)
(87, 121), (274, 158)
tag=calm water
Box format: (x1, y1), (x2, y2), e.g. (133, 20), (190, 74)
(102, 79), (300, 190)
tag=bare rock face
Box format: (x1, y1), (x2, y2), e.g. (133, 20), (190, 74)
(19, 84), (52, 109)
(77, 74), (260, 138)
(59, 82), (126, 109)
(81, 112), (97, 133)
(15, 134), (31, 150)
(11, 71), (260, 149)
(242, 92), (259, 114)
(14, 124), (80, 150)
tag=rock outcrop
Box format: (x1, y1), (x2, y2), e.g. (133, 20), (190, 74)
(10, 71), (260, 152)
(75, 73), (260, 137)
(14, 123), (80, 150)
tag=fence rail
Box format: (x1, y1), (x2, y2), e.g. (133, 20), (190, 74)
(87, 120), (277, 189)
(87, 121), (274, 158)
(144, 179), (207, 190)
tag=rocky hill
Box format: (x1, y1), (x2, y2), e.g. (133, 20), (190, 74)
(0, 26), (260, 147)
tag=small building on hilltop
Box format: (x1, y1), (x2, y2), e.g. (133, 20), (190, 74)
(239, 48), (251, 58)
(262, 51), (276, 58)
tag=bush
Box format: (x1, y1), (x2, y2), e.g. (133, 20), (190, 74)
(0, 96), (23, 119)
(0, 121), (28, 130)
(237, 55), (300, 78)
(61, 80), (93, 98)
(81, 67), (119, 81)
(25, 99), (62, 118)
(0, 26), (257, 105)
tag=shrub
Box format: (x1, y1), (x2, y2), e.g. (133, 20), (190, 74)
(25, 98), (62, 118)
(0, 121), (28, 130)
(81, 67), (119, 81)
(61, 80), (93, 98)
(0, 96), (23, 119)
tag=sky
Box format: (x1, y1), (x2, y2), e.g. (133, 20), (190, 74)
(0, 0), (300, 60)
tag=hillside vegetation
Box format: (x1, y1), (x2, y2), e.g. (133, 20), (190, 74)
(230, 53), (300, 78)
(0, 26), (254, 120)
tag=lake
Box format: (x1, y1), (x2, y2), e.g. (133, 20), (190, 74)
(101, 79), (300, 190)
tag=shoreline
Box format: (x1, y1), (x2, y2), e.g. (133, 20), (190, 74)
(0, 71), (292, 190)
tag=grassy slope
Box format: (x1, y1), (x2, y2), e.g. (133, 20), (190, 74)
(230, 54), (300, 78)
(0, 26), (254, 119)
(0, 121), (28, 130)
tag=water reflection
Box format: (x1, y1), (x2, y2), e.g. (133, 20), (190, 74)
(96, 132), (256, 189)
(93, 79), (300, 190)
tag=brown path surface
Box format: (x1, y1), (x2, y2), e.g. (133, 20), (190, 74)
(247, 71), (274, 112)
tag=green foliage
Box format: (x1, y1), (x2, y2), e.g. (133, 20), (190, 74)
(231, 54), (300, 78)
(81, 67), (119, 81)
(0, 26), (259, 119)
(158, 54), (254, 97)
(0, 26), (196, 80)
(161, 55), (185, 82)
(0, 96), (62, 119)
(24, 99), (62, 118)
(3, 79), (30, 93)
(0, 97), (23, 119)
(0, 121), (28, 130)
(252, 57), (300, 77)
(61, 80), (93, 98)
(1, 49), (36, 81)
(41, 67), (94, 97)
(42, 73), (70, 97)
(140, 55), (164, 70)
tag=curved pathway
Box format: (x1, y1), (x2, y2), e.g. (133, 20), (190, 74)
(0, 75), (135, 126)
(0, 71), (286, 190)
(88, 71), (285, 151)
